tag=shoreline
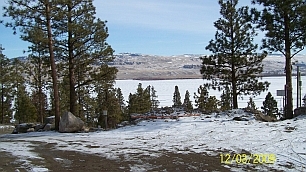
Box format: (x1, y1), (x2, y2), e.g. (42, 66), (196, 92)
(116, 73), (304, 81)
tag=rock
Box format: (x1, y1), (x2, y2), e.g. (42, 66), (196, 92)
(34, 124), (45, 131)
(15, 123), (29, 133)
(254, 112), (277, 122)
(12, 128), (18, 134)
(89, 127), (99, 132)
(43, 123), (52, 131)
(83, 127), (90, 133)
(233, 117), (249, 121)
(59, 112), (85, 133)
(27, 128), (35, 132)
(45, 116), (55, 125)
(15, 123), (40, 133)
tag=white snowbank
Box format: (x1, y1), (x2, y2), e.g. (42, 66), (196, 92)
(0, 111), (305, 171)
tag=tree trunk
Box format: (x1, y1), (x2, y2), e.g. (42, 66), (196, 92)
(284, 11), (293, 119)
(230, 11), (238, 109)
(68, 55), (76, 115)
(68, 1), (76, 115)
(45, 1), (60, 130)
(1, 84), (4, 124)
(232, 69), (238, 109)
(15, 62), (21, 124)
(38, 58), (44, 124)
(38, 86), (43, 123)
(0, 59), (3, 124)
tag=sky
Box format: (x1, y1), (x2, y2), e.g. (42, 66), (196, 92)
(1, 0), (259, 58)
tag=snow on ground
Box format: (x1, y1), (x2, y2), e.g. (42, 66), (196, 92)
(0, 125), (14, 129)
(1, 110), (306, 171)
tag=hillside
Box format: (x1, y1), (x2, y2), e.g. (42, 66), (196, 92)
(112, 53), (306, 80)
(13, 53), (306, 80)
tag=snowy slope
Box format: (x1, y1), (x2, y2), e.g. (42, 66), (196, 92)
(0, 110), (306, 171)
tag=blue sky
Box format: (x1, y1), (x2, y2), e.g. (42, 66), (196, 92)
(1, 0), (257, 58)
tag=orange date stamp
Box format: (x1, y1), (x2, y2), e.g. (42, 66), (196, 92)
(220, 153), (276, 164)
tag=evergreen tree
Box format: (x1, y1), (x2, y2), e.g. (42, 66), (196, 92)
(116, 88), (125, 110)
(252, 0), (306, 119)
(200, 0), (269, 109)
(220, 85), (232, 111)
(11, 58), (28, 123)
(194, 85), (209, 113)
(183, 90), (193, 112)
(137, 83), (151, 113)
(25, 53), (50, 123)
(31, 90), (48, 123)
(94, 66), (119, 128)
(58, 74), (70, 113)
(261, 92), (278, 117)
(115, 87), (128, 121)
(127, 83), (151, 114)
(149, 85), (160, 110)
(0, 47), (13, 124)
(303, 94), (306, 107)
(54, 0), (115, 116)
(127, 93), (137, 114)
(11, 58), (25, 94)
(82, 93), (97, 126)
(15, 85), (37, 123)
(246, 97), (257, 112)
(3, 0), (61, 130)
(173, 85), (182, 107)
(206, 96), (220, 113)
(96, 88), (122, 129)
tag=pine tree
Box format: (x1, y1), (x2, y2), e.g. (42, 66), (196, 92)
(220, 85), (232, 111)
(127, 83), (151, 114)
(115, 87), (128, 121)
(3, 0), (61, 130)
(206, 96), (220, 113)
(94, 65), (118, 127)
(183, 90), (193, 112)
(246, 97), (257, 112)
(58, 74), (70, 113)
(137, 84), (151, 113)
(15, 85), (37, 123)
(82, 93), (97, 126)
(252, 0), (306, 119)
(54, 0), (115, 116)
(10, 58), (29, 123)
(0, 47), (13, 124)
(261, 92), (278, 117)
(116, 88), (125, 110)
(96, 88), (122, 129)
(173, 85), (182, 108)
(31, 90), (48, 123)
(24, 53), (50, 123)
(127, 93), (137, 114)
(200, 0), (269, 109)
(194, 85), (209, 113)
(148, 85), (160, 110)
(303, 94), (306, 107)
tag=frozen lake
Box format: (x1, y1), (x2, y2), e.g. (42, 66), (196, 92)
(115, 76), (306, 110)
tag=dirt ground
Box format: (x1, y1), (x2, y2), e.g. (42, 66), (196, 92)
(0, 141), (284, 172)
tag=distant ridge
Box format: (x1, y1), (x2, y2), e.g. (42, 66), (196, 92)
(9, 53), (306, 80)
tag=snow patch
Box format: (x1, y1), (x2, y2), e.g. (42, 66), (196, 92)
(1, 113), (306, 171)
